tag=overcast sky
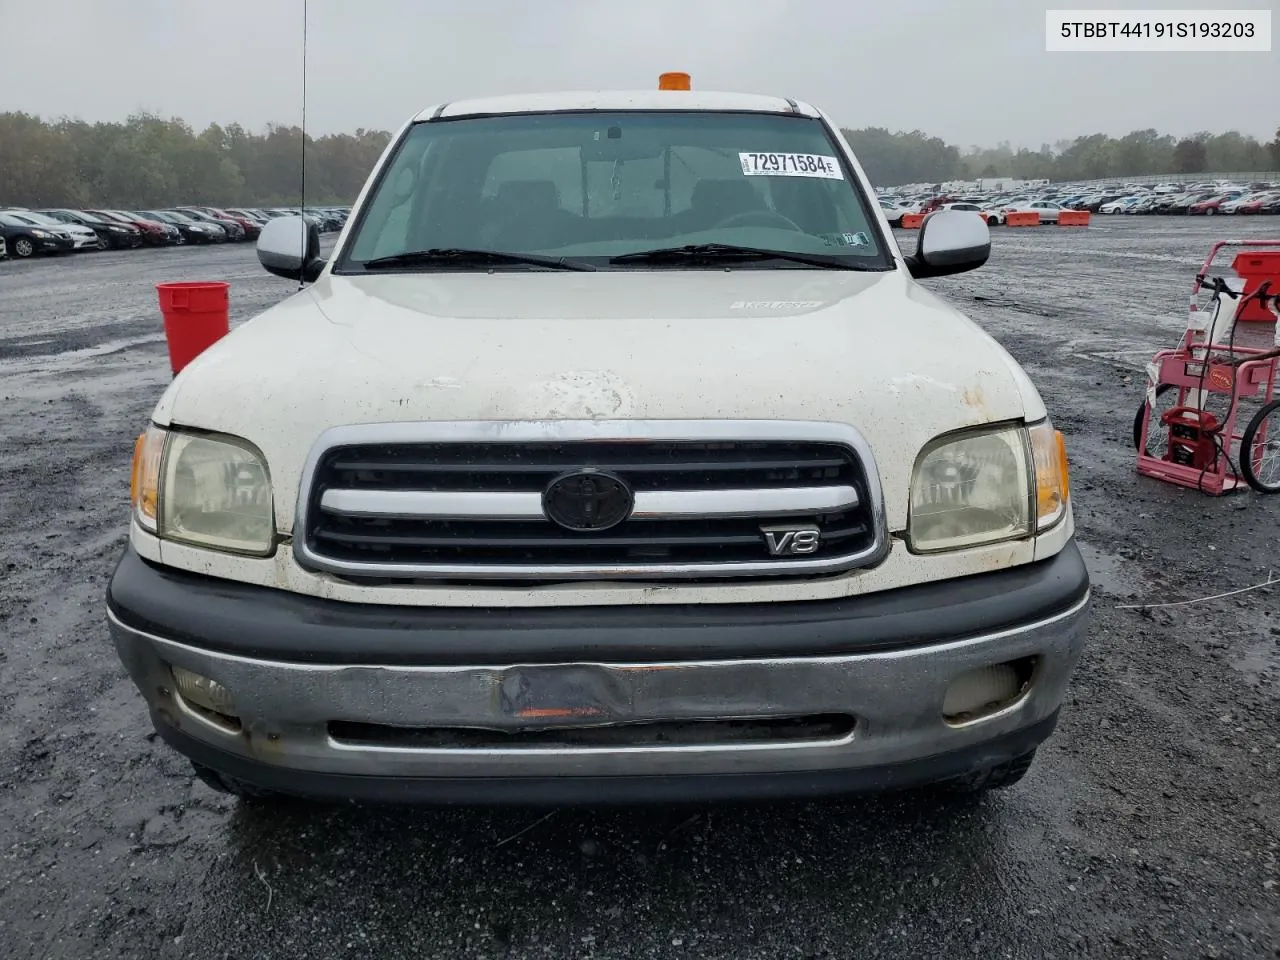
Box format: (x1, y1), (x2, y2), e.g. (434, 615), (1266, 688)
(1, 0), (1275, 147)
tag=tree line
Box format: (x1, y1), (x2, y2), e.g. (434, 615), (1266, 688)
(0, 112), (391, 209)
(2, 110), (1278, 206)
(842, 126), (1280, 187)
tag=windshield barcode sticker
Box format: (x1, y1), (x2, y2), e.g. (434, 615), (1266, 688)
(739, 153), (843, 179)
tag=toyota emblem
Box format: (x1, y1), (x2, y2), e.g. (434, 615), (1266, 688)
(542, 470), (634, 532)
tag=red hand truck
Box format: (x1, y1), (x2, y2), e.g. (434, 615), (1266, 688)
(1134, 239), (1280, 495)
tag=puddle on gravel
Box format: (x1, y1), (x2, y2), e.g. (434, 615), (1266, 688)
(1233, 639), (1278, 682)
(0, 333), (166, 373)
(1078, 541), (1143, 599)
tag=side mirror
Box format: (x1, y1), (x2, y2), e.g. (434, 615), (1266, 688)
(257, 215), (325, 283)
(904, 210), (990, 279)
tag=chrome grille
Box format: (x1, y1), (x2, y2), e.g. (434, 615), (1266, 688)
(293, 421), (888, 581)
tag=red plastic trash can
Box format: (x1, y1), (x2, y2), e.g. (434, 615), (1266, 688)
(156, 281), (230, 375)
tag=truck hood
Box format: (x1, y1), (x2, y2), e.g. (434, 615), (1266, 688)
(158, 268), (1044, 532)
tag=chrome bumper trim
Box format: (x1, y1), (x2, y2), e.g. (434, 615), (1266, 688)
(320, 484), (860, 521)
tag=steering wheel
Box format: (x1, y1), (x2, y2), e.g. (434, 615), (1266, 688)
(713, 209), (805, 232)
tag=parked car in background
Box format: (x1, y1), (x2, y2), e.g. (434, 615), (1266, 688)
(175, 208), (245, 241)
(1148, 192), (1186, 213)
(1167, 192), (1217, 214)
(213, 208), (263, 239)
(302, 207), (343, 231)
(90, 209), (180, 245)
(0, 211), (76, 257)
(14, 210), (104, 250)
(267, 207), (326, 231)
(1250, 192), (1280, 214)
(1100, 197), (1139, 214)
(224, 208), (271, 227)
(1188, 193), (1242, 215)
(941, 201), (1002, 225)
(879, 200), (907, 226)
(1002, 200), (1064, 223)
(185, 206), (262, 239)
(38, 209), (143, 249)
(1086, 194), (1126, 212)
(138, 210), (225, 243)
(1219, 194), (1256, 214)
(0, 235), (7, 261)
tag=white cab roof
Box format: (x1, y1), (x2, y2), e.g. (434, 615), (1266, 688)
(414, 90), (822, 122)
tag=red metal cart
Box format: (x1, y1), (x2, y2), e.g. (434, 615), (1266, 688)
(1134, 239), (1280, 495)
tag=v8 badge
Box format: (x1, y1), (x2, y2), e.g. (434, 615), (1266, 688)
(760, 524), (821, 556)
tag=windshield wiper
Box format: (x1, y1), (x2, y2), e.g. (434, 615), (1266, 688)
(609, 243), (883, 270)
(362, 248), (596, 272)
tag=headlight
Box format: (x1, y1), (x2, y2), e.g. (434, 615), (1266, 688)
(130, 425), (275, 555)
(908, 421), (1069, 553)
(31, 229), (50, 238)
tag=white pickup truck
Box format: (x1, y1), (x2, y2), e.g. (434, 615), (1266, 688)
(108, 78), (1089, 804)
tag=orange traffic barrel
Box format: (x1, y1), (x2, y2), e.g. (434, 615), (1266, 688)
(156, 281), (230, 375)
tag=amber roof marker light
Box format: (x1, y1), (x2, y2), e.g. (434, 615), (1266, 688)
(658, 72), (691, 90)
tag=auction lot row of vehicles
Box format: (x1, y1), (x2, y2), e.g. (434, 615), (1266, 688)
(877, 179), (1280, 227)
(0, 205), (349, 260)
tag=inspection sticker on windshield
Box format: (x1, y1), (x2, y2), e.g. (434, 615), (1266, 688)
(739, 152), (843, 179)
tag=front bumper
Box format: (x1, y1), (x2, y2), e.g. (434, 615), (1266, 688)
(107, 541), (1090, 803)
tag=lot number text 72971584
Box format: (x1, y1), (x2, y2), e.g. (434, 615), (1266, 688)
(738, 152), (844, 179)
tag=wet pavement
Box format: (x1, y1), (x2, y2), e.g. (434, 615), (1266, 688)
(1, 218), (1278, 959)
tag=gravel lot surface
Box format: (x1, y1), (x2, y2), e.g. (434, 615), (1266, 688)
(1, 219), (1278, 959)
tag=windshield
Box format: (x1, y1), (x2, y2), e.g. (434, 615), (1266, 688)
(164, 211), (193, 223)
(21, 212), (64, 225)
(0, 213), (42, 226)
(338, 111), (889, 271)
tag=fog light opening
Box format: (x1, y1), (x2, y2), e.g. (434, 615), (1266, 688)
(943, 657), (1038, 725)
(170, 665), (242, 732)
